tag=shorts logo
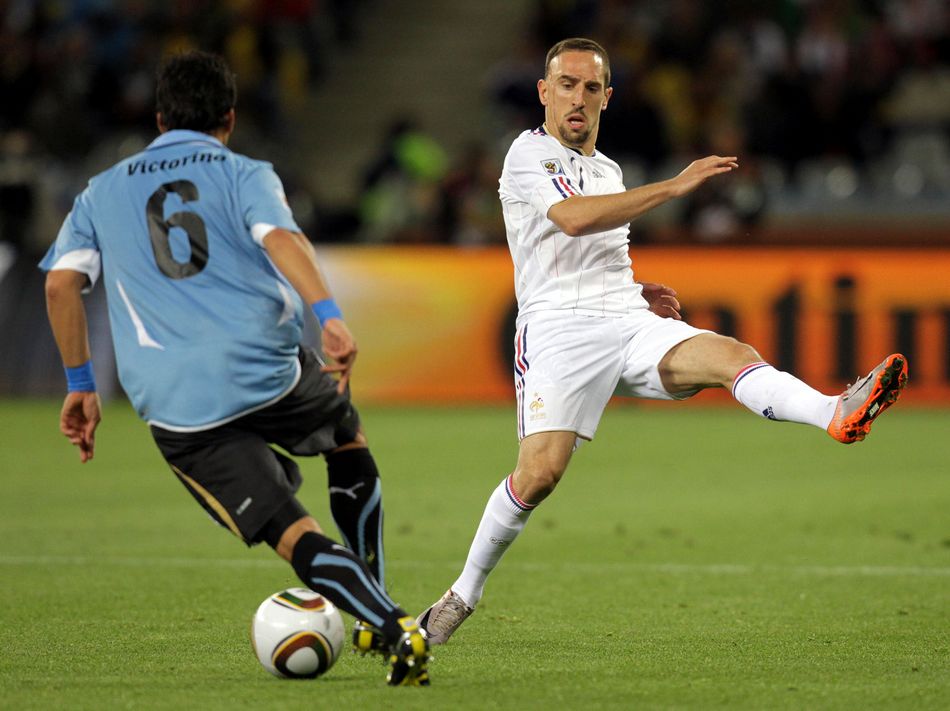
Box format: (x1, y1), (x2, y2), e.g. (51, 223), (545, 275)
(529, 393), (546, 421)
(541, 159), (563, 175)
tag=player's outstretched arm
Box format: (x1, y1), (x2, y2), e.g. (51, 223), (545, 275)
(45, 268), (102, 462)
(263, 228), (357, 393)
(669, 155), (740, 197)
(548, 155), (738, 237)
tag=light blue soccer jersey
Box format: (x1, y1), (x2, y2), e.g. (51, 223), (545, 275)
(40, 130), (306, 430)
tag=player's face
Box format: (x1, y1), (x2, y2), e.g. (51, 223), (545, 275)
(538, 51), (612, 156)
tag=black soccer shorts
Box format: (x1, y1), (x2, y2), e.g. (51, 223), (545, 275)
(150, 347), (362, 545)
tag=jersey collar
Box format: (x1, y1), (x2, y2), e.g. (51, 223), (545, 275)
(147, 130), (227, 151)
(537, 124), (597, 157)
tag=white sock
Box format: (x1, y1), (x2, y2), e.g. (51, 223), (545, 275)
(451, 475), (535, 607)
(732, 362), (838, 429)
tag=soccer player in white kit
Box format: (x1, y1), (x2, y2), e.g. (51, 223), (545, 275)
(417, 38), (908, 644)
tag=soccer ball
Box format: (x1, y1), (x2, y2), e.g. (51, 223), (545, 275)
(251, 588), (345, 679)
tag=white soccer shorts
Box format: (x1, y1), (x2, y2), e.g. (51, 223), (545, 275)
(513, 309), (711, 441)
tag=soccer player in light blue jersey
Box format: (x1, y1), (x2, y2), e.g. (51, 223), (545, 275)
(41, 50), (429, 686)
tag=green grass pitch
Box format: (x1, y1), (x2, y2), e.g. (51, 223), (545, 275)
(1, 399), (947, 709)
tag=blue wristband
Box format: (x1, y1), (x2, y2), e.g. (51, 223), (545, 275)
(65, 361), (96, 392)
(311, 298), (343, 328)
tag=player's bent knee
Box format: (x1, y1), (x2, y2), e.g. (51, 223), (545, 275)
(274, 516), (322, 562)
(712, 338), (763, 386)
(729, 340), (762, 367)
(513, 463), (567, 504)
(705, 334), (760, 361)
(257, 498), (322, 561)
(514, 431), (575, 503)
(276, 517), (323, 562)
(659, 334), (763, 391)
(328, 426), (367, 454)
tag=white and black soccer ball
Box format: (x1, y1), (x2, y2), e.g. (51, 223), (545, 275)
(251, 588), (345, 679)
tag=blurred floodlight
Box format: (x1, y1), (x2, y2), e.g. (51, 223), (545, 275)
(893, 163), (925, 197)
(825, 164), (858, 199)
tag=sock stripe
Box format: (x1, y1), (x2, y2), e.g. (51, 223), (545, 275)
(732, 362), (770, 395)
(505, 474), (535, 512)
(356, 479), (383, 583)
(311, 552), (396, 612)
(310, 577), (384, 628)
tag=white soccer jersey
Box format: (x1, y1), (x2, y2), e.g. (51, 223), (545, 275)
(498, 126), (647, 318)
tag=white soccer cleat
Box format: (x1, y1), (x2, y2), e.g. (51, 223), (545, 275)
(416, 589), (474, 645)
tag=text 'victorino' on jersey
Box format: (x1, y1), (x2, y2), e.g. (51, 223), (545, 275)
(127, 152), (226, 176)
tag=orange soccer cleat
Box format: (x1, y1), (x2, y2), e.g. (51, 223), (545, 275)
(827, 354), (908, 444)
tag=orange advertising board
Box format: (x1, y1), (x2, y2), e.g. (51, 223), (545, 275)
(316, 246), (950, 405)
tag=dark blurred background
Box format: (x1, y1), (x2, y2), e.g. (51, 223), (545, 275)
(1, 0), (948, 395)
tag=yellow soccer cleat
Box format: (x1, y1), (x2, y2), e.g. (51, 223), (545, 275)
(386, 617), (431, 687)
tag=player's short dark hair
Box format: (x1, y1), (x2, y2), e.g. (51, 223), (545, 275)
(545, 38), (611, 87)
(155, 50), (237, 132)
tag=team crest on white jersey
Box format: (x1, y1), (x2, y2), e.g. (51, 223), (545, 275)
(541, 159), (563, 175)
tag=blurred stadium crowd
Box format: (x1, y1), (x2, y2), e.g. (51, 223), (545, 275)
(364, 0), (950, 246)
(0, 0), (370, 259)
(1, 0), (948, 258)
(521, 0), (950, 243)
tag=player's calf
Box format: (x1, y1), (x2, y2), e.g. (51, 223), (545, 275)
(290, 531), (431, 685)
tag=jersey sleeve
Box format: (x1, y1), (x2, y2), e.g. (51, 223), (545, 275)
(38, 188), (102, 290)
(503, 137), (583, 216)
(237, 161), (302, 246)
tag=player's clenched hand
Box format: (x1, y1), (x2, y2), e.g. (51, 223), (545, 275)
(670, 155), (738, 197)
(640, 282), (682, 320)
(60, 391), (101, 463)
(320, 318), (357, 394)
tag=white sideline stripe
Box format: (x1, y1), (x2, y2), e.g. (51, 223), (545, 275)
(0, 555), (948, 577)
